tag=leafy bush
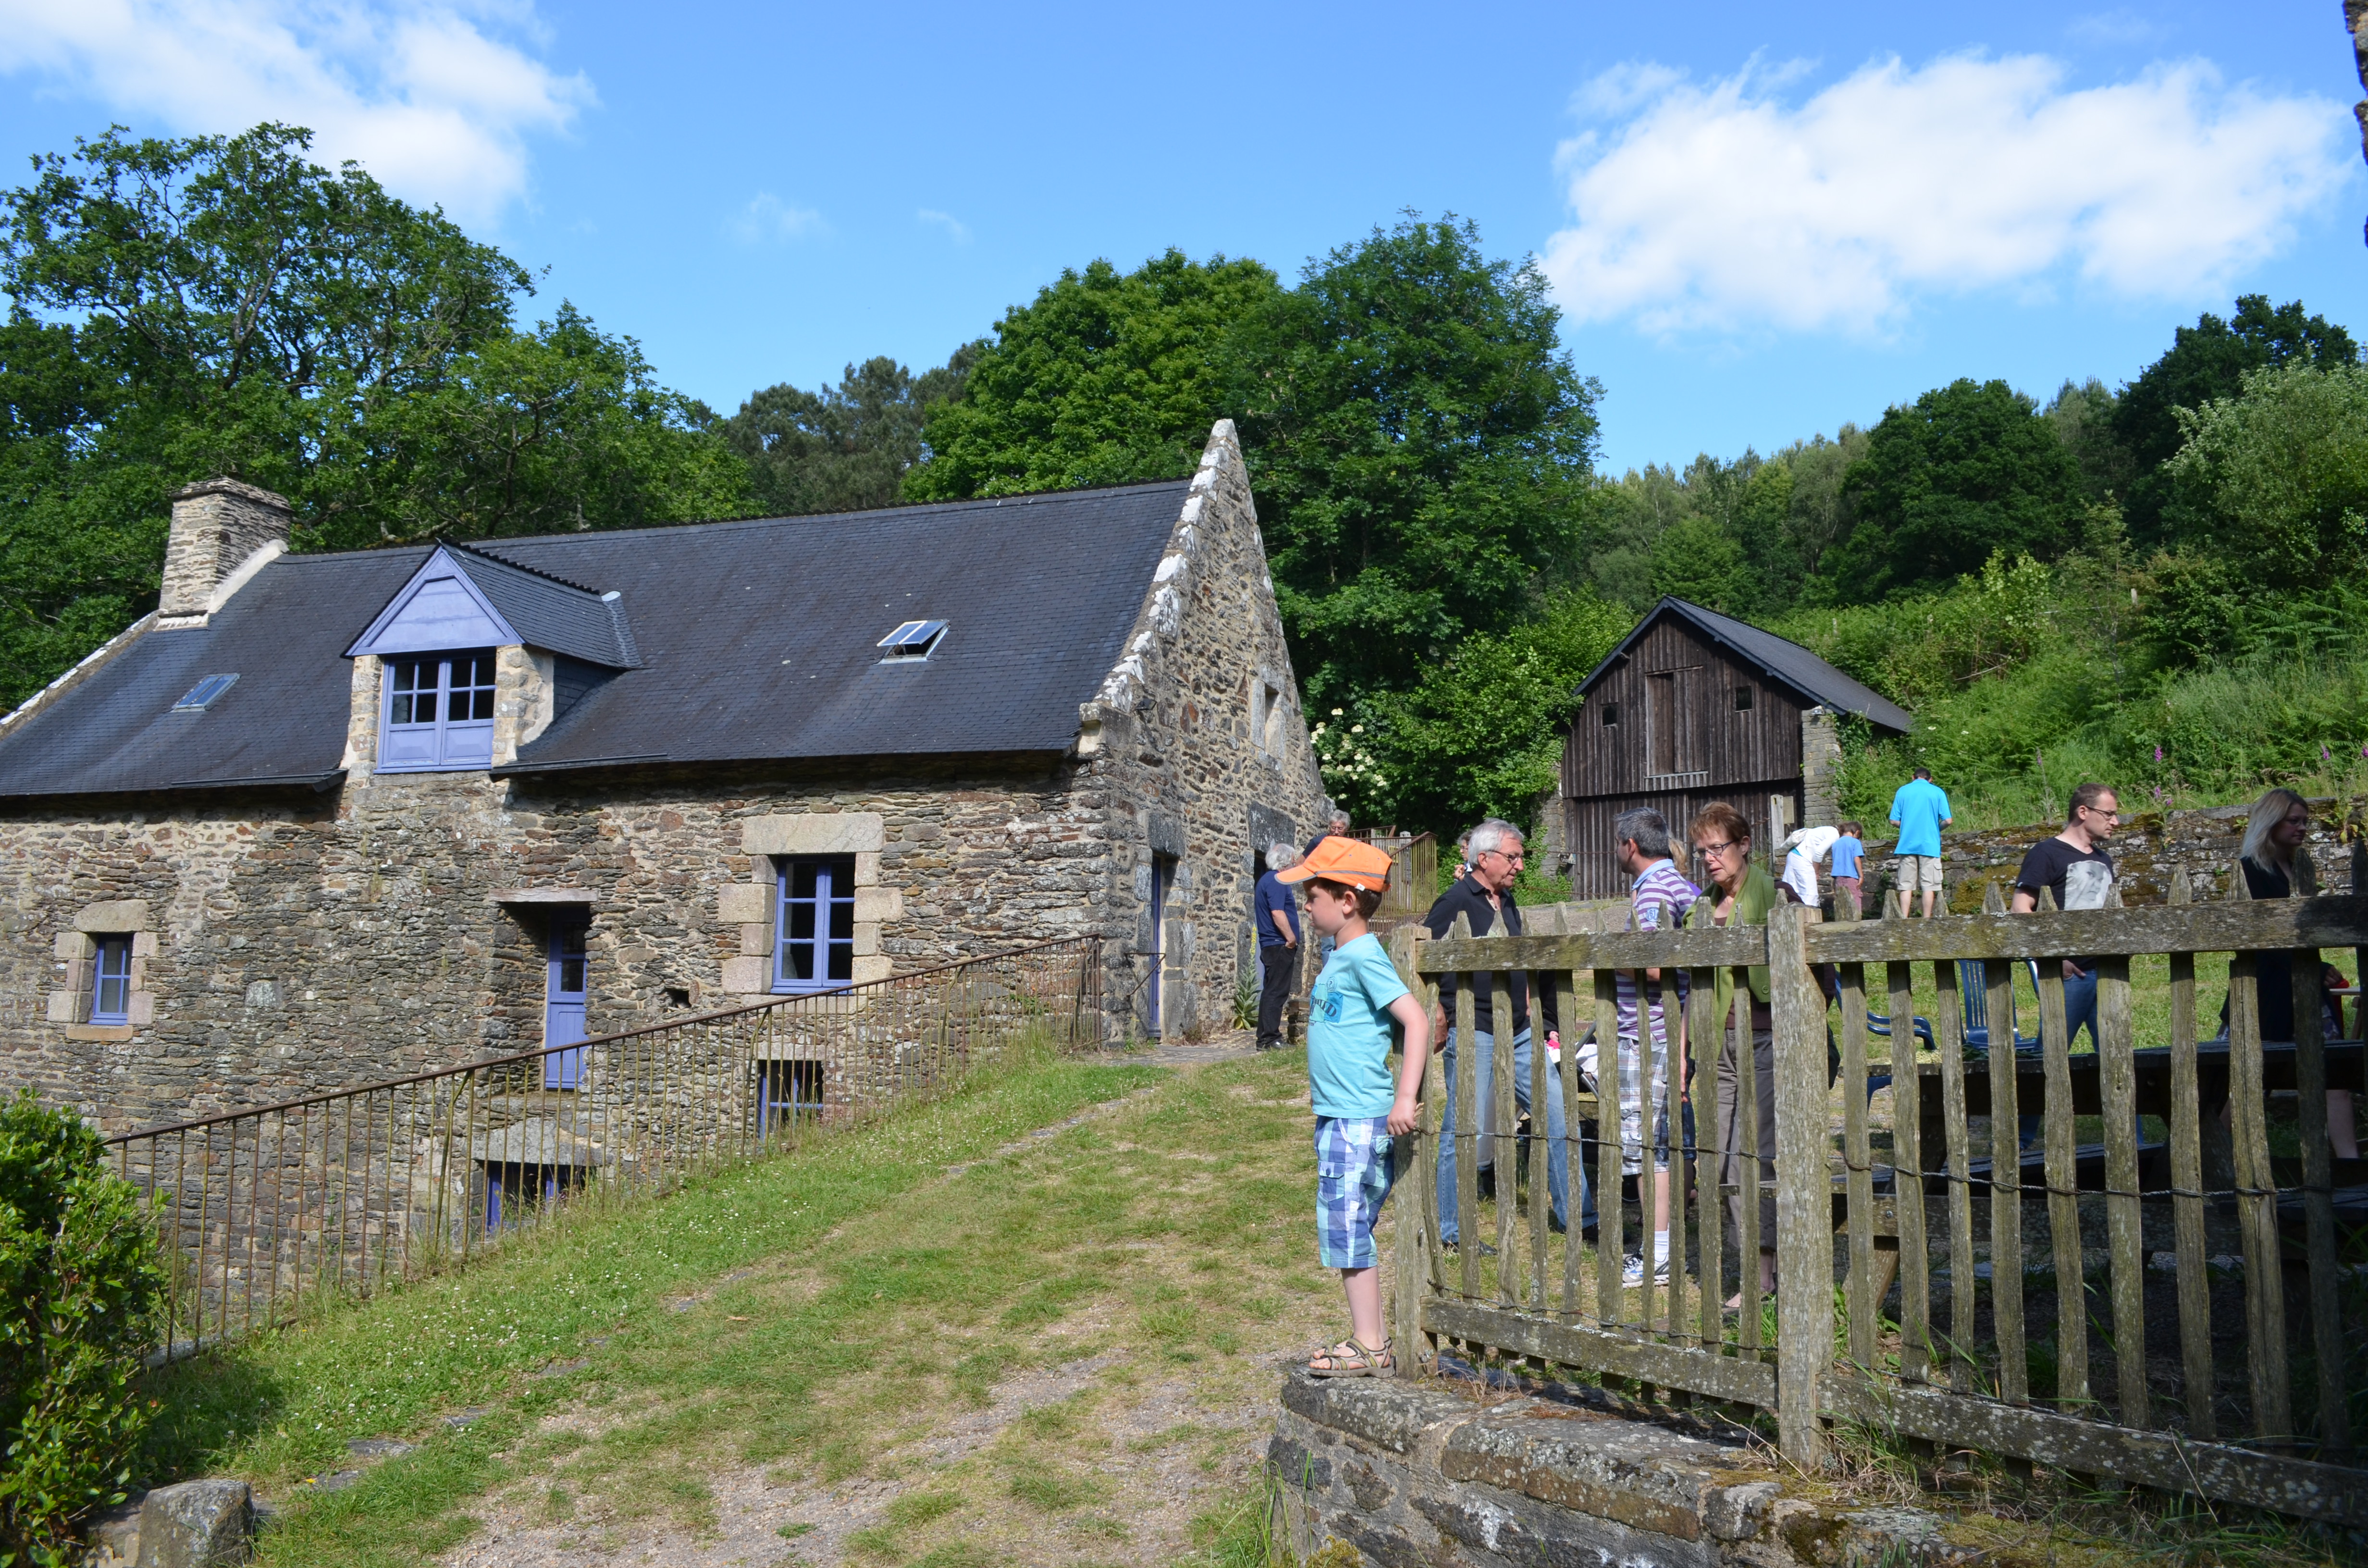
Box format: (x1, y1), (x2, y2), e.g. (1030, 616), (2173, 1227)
(0, 1091), (165, 1565)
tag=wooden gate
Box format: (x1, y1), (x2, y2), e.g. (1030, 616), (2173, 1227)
(1391, 868), (2368, 1524)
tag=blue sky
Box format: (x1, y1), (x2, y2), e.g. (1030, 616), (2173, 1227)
(2, 0), (2362, 474)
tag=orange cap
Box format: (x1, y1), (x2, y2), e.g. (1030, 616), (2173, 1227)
(1277, 834), (1393, 892)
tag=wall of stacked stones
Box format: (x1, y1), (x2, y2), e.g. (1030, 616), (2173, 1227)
(0, 759), (1122, 1133)
(1064, 422), (1329, 1041)
(1907, 797), (2365, 910)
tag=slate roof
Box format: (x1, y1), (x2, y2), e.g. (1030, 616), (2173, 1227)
(0, 481), (1190, 800)
(1577, 597), (1913, 735)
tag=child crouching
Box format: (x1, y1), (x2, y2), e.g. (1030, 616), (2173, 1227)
(1278, 835), (1432, 1376)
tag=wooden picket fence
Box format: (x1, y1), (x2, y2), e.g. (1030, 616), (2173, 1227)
(1385, 861), (2368, 1525)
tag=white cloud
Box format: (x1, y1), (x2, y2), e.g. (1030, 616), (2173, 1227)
(916, 208), (971, 244)
(1542, 53), (2353, 337)
(0, 0), (592, 223)
(728, 192), (826, 244)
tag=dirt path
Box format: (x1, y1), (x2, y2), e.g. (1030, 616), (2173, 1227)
(431, 1032), (1330, 1568)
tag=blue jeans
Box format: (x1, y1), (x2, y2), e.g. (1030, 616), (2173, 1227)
(1434, 1027), (1592, 1242)
(2023, 966), (2102, 1148)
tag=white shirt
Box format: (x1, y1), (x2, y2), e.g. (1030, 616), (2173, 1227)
(1780, 825), (1840, 906)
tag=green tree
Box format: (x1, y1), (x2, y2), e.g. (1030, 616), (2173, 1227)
(2113, 295), (2357, 548)
(1776, 425), (1867, 582)
(725, 347), (979, 516)
(1233, 215), (1600, 707)
(0, 123), (749, 705)
(2161, 360), (2368, 588)
(1648, 514), (1751, 611)
(1819, 379), (2084, 602)
(1359, 588), (1633, 837)
(2044, 377), (2136, 504)
(904, 250), (1279, 500)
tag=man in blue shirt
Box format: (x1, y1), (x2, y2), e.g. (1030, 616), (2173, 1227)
(1887, 766), (1953, 918)
(1254, 842), (1302, 1051)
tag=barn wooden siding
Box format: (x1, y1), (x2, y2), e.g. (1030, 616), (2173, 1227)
(1561, 617), (1807, 899)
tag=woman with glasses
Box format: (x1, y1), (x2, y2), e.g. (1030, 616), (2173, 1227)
(2217, 788), (2360, 1158)
(1683, 801), (1780, 1306)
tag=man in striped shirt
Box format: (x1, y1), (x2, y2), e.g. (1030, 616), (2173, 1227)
(1610, 806), (1699, 1286)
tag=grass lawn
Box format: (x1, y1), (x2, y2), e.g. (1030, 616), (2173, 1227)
(141, 1041), (1337, 1567)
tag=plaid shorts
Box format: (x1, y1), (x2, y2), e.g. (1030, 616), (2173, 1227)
(1614, 1032), (1673, 1175)
(1314, 1115), (1395, 1269)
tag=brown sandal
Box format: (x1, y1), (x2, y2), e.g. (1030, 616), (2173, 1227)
(1308, 1337), (1393, 1377)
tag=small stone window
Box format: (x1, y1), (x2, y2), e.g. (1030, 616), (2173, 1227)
(1733, 685), (1754, 711)
(89, 936), (133, 1025)
(379, 650), (497, 771)
(773, 855), (856, 993)
(1600, 703), (1619, 727)
(1253, 679), (1284, 756)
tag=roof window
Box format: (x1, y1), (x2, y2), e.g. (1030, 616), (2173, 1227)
(172, 674), (239, 712)
(876, 620), (947, 661)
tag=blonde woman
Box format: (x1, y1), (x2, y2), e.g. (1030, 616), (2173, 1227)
(2224, 788), (2359, 1158)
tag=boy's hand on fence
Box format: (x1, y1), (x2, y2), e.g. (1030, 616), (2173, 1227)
(1387, 1093), (1420, 1137)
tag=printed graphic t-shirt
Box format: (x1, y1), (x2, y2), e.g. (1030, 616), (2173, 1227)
(2014, 836), (2115, 975)
(1830, 835), (1864, 879)
(1307, 932), (1411, 1118)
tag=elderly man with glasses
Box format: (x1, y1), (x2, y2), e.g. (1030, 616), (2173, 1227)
(1423, 819), (1592, 1251)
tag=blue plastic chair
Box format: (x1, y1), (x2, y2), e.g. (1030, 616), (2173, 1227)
(1861, 1009), (1932, 1098)
(1959, 958), (2040, 1055)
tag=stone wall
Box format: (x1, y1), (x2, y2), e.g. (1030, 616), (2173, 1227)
(0, 423), (1328, 1128)
(1067, 420), (1329, 1039)
(1270, 1372), (1975, 1567)
(1799, 706), (1842, 830)
(1909, 797), (2366, 913)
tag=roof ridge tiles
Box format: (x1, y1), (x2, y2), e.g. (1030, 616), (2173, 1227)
(440, 537), (608, 598)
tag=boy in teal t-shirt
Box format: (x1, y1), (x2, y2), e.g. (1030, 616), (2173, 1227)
(1278, 836), (1432, 1377)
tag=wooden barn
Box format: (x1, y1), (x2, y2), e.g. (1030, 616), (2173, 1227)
(1555, 598), (1911, 899)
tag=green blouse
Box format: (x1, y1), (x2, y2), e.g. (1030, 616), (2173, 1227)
(1684, 860), (1777, 1025)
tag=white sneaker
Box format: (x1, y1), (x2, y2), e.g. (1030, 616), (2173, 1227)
(1621, 1253), (1670, 1286)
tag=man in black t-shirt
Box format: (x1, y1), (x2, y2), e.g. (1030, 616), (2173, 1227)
(2010, 785), (2119, 1117)
(1423, 819), (1590, 1246)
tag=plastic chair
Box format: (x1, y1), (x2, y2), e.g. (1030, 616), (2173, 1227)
(1861, 1009), (1931, 1098)
(1960, 958), (2040, 1055)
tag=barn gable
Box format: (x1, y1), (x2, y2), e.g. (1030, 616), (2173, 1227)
(1556, 598), (1911, 899)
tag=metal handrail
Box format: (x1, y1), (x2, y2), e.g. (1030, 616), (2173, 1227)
(102, 932), (1104, 1147)
(106, 935), (1105, 1354)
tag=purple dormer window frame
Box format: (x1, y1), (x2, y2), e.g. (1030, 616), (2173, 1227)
(378, 650), (498, 771)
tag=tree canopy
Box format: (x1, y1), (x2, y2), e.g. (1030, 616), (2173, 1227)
(1233, 215), (1600, 708)
(724, 348), (977, 516)
(2113, 294), (2358, 547)
(0, 123), (749, 704)
(903, 251), (1279, 501)
(1820, 378), (2084, 602)
(2162, 360), (2368, 588)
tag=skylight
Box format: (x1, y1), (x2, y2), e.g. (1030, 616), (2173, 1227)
(876, 620), (947, 661)
(172, 674), (239, 712)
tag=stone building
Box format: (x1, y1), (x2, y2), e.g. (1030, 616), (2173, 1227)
(0, 422), (1326, 1132)
(1555, 598), (1911, 897)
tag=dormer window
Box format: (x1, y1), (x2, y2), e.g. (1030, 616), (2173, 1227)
(877, 620), (946, 661)
(379, 651), (497, 771)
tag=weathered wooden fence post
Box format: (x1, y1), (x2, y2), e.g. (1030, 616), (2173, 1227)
(1388, 924), (1429, 1377)
(1769, 901), (1830, 1469)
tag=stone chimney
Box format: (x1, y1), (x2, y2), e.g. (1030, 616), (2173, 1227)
(159, 478), (293, 625)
